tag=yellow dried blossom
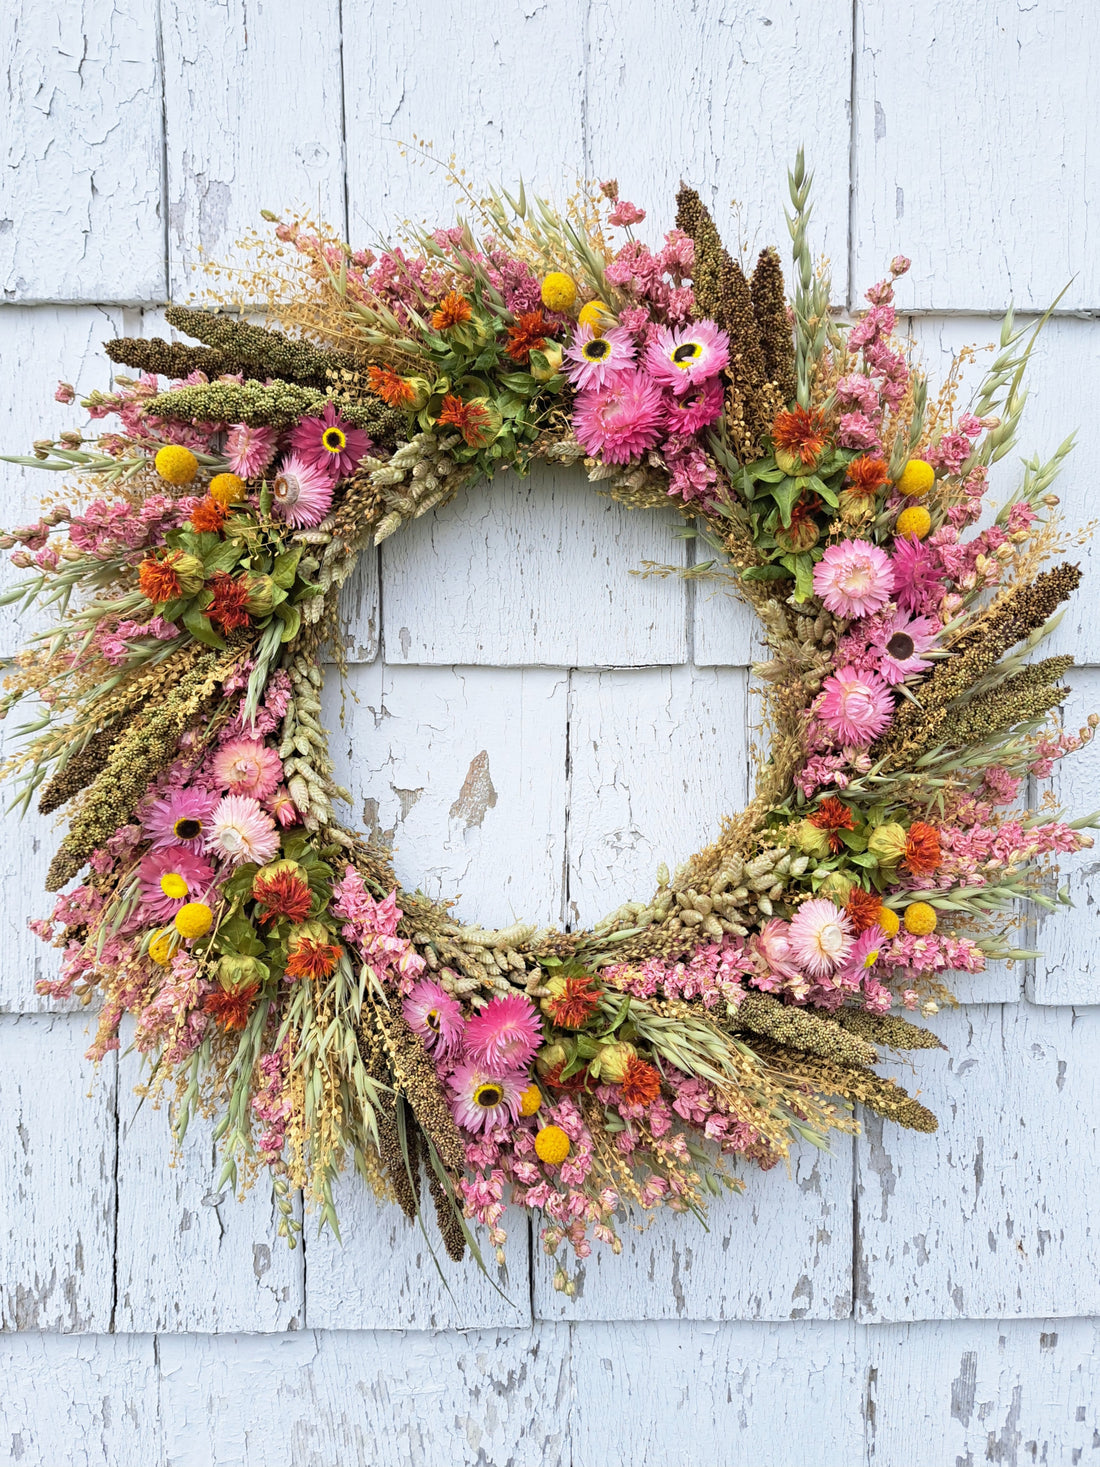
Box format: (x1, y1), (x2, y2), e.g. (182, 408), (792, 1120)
(209, 471), (246, 504)
(877, 907), (901, 939)
(519, 1083), (542, 1117)
(534, 1124), (571, 1164)
(903, 901), (937, 936)
(175, 901), (214, 939)
(896, 504), (932, 539)
(541, 272), (577, 312)
(578, 299), (614, 334)
(895, 459), (935, 497)
(154, 444), (200, 485)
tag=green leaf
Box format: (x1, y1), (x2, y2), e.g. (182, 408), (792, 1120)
(274, 602), (301, 642)
(771, 480), (801, 528)
(272, 547), (303, 589)
(740, 563), (792, 583)
(182, 606), (227, 649)
(201, 538), (245, 576)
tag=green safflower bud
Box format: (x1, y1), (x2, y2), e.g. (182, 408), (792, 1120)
(867, 822), (908, 863)
(793, 819), (830, 857)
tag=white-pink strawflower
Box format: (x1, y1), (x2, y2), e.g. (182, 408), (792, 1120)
(788, 899), (853, 978)
(812, 539), (896, 619)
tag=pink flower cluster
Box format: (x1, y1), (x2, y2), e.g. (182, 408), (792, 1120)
(568, 317), (728, 498)
(330, 869), (425, 987)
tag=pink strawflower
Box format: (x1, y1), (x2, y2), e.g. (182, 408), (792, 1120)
(463, 992), (542, 1075)
(268, 785), (300, 828)
(815, 667), (894, 745)
(289, 402), (370, 480)
(448, 1062), (526, 1133)
(751, 918), (802, 983)
(142, 787), (218, 851)
(212, 738), (283, 800)
(892, 534), (942, 616)
(840, 925), (886, 980)
(205, 794), (280, 866)
(138, 847), (215, 923)
(662, 376), (724, 435)
(573, 370), (665, 464)
(644, 320), (730, 393)
(564, 324), (636, 391)
(271, 454), (333, 529)
(813, 539), (896, 619)
(224, 423), (278, 479)
(788, 899), (853, 978)
(403, 979), (465, 1056)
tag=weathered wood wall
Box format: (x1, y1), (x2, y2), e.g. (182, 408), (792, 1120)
(2, 2), (1098, 1462)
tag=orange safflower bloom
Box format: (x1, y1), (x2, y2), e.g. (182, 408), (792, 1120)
(505, 310), (550, 364)
(903, 820), (942, 876)
(138, 554), (183, 604)
(437, 393), (495, 448)
(431, 290), (473, 331)
(285, 937), (342, 980)
(252, 869), (313, 926)
(619, 1056), (662, 1107)
(846, 455), (891, 495)
(190, 495), (227, 532)
(545, 975), (601, 1030)
(205, 572), (251, 632)
(809, 796), (856, 853)
(772, 405), (829, 467)
(367, 365), (417, 408)
(846, 887), (885, 935)
(203, 984), (259, 1032)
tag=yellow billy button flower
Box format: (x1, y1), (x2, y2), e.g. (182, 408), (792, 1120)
(534, 1124), (571, 1165)
(896, 504), (932, 539)
(519, 1084), (543, 1118)
(174, 901), (214, 940)
(209, 472), (246, 506)
(159, 872), (189, 901)
(578, 299), (614, 334)
(895, 458), (935, 498)
(148, 929), (175, 966)
(154, 444), (200, 486)
(876, 906), (901, 939)
(903, 901), (938, 936)
(540, 272), (577, 313)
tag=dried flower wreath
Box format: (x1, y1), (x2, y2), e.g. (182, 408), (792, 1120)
(3, 153), (1095, 1288)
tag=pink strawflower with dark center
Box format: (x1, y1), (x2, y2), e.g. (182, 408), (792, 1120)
(205, 794), (280, 867)
(138, 847), (215, 923)
(573, 370), (665, 464)
(815, 666), (894, 746)
(403, 979), (465, 1056)
(212, 738), (283, 800)
(872, 611), (938, 684)
(463, 992), (542, 1075)
(788, 899), (853, 978)
(813, 539), (896, 619)
(448, 1062), (526, 1133)
(143, 787), (218, 851)
(224, 423), (278, 479)
(564, 324), (636, 391)
(644, 320), (730, 393)
(271, 454), (334, 529)
(289, 402), (370, 480)
(662, 376), (724, 435)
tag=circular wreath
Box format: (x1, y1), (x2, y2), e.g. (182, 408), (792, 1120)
(4, 153), (1095, 1286)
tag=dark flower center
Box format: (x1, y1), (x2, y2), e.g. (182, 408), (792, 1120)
(425, 1008), (441, 1031)
(474, 1083), (504, 1108)
(672, 341), (702, 364)
(583, 338), (611, 361)
(886, 633), (915, 661)
(173, 817), (202, 839)
(323, 427), (346, 451)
